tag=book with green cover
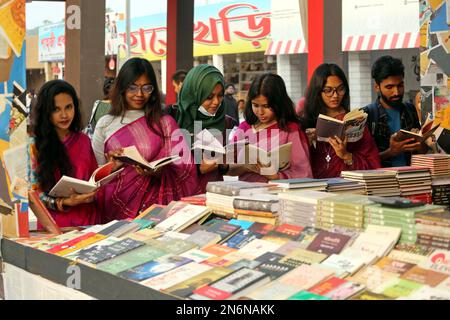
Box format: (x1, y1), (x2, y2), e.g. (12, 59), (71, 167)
(96, 245), (168, 274)
(288, 290), (331, 300)
(377, 278), (423, 299)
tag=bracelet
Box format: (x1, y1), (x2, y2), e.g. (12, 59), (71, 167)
(42, 194), (57, 210)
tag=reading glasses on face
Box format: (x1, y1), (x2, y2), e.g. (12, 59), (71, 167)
(322, 85), (346, 97)
(127, 84), (154, 95)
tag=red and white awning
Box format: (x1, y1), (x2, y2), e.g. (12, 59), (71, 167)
(343, 32), (420, 52)
(265, 39), (308, 55)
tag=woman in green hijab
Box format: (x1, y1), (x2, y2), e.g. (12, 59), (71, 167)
(176, 64), (238, 193)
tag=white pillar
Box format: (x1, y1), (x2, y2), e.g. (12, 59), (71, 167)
(276, 54), (307, 104)
(213, 54), (224, 75)
(348, 51), (372, 109)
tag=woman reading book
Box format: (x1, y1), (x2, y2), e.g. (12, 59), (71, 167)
(301, 63), (380, 178)
(175, 64), (238, 193)
(30, 80), (99, 227)
(92, 58), (198, 222)
(226, 73), (313, 182)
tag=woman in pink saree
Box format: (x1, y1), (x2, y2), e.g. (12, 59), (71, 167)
(92, 58), (198, 222)
(30, 80), (98, 227)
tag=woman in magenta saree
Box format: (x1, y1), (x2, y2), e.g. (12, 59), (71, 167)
(30, 80), (99, 227)
(93, 58), (198, 222)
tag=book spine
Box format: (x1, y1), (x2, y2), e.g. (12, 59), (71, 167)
(234, 209), (276, 218)
(233, 199), (276, 212)
(206, 184), (238, 196)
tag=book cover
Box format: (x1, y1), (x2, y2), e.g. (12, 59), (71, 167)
(316, 110), (367, 143)
(134, 204), (166, 221)
(141, 262), (212, 291)
(254, 261), (294, 280)
(248, 222), (275, 235)
(48, 162), (124, 197)
(375, 257), (416, 276)
(144, 239), (197, 255)
(76, 238), (145, 265)
(55, 234), (107, 256)
(46, 232), (99, 254)
(28, 190), (62, 235)
(262, 224), (304, 244)
(204, 221), (241, 243)
(97, 245), (168, 274)
(308, 277), (348, 296)
(223, 229), (264, 249)
(118, 254), (193, 282)
(206, 181), (272, 196)
(419, 250), (450, 275)
(165, 267), (233, 298)
(180, 249), (216, 263)
(190, 267), (270, 300)
(400, 266), (448, 287)
(279, 248), (327, 267)
(306, 230), (351, 255)
(233, 194), (279, 212)
(287, 291), (330, 300)
(321, 254), (366, 275)
(155, 204), (211, 232)
(185, 230), (222, 248)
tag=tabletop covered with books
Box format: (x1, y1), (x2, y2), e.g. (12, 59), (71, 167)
(3, 163), (450, 300)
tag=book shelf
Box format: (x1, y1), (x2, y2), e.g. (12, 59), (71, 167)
(223, 53), (277, 101)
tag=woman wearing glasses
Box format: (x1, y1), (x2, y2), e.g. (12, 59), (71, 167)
(92, 58), (198, 222)
(301, 63), (380, 179)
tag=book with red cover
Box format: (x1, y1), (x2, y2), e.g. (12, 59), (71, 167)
(28, 190), (62, 235)
(46, 232), (97, 254)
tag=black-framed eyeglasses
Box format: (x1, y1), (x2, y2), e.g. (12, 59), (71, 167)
(127, 84), (154, 95)
(322, 85), (346, 97)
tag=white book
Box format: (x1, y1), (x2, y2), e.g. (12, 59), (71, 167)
(49, 162), (124, 197)
(141, 262), (212, 290)
(321, 254), (366, 275)
(237, 239), (283, 259)
(155, 204), (211, 232)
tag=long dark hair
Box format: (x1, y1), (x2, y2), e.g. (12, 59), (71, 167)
(31, 80), (82, 192)
(301, 63), (350, 129)
(109, 57), (163, 137)
(244, 73), (298, 131)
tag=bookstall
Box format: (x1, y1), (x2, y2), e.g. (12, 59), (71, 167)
(1, 160), (450, 300)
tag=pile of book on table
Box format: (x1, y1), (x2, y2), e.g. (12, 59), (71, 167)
(205, 181), (273, 218)
(14, 194), (450, 300)
(383, 167), (433, 203)
(341, 170), (401, 197)
(411, 154), (450, 179)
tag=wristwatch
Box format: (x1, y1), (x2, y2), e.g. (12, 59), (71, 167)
(343, 153), (353, 166)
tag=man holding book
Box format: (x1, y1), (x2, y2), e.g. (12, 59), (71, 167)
(363, 56), (429, 167)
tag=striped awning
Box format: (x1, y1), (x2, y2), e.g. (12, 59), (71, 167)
(265, 39), (308, 55)
(343, 32), (420, 52)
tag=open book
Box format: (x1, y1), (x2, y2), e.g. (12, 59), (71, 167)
(49, 162), (124, 197)
(113, 145), (181, 171)
(192, 129), (248, 154)
(246, 142), (292, 170)
(316, 109), (368, 143)
(394, 122), (440, 143)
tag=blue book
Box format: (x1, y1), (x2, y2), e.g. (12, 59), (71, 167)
(118, 255), (192, 282)
(229, 219), (254, 230)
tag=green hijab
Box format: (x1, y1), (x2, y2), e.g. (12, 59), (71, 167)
(176, 64), (226, 135)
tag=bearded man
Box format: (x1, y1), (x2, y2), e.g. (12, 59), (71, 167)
(363, 56), (428, 167)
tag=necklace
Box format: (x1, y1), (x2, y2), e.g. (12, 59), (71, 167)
(325, 143), (333, 170)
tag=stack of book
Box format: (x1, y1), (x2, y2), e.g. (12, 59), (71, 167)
(232, 194), (279, 226)
(431, 177), (450, 209)
(341, 170), (400, 197)
(325, 178), (366, 194)
(383, 167), (433, 202)
(278, 190), (336, 228)
(270, 178), (328, 192)
(205, 181), (272, 218)
(364, 203), (447, 244)
(415, 210), (450, 250)
(316, 194), (373, 231)
(411, 154), (450, 179)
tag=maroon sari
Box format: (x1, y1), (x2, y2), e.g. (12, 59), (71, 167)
(98, 115), (199, 222)
(311, 113), (381, 178)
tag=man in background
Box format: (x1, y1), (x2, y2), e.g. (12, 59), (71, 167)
(223, 83), (239, 124)
(363, 56), (428, 167)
